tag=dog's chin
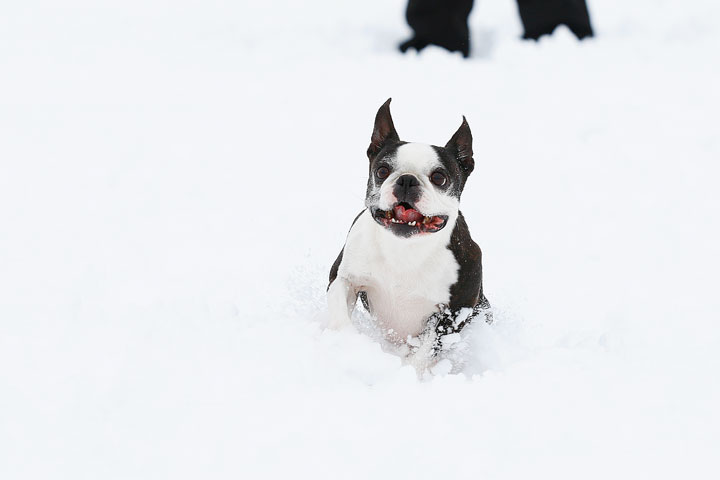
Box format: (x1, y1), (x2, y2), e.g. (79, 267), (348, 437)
(371, 202), (449, 238)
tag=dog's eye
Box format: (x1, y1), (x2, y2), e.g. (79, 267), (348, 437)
(376, 166), (390, 180)
(430, 171), (447, 187)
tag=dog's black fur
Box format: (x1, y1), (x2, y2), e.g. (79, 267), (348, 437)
(399, 0), (593, 58)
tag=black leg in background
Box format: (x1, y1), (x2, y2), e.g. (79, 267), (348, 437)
(516, 0), (594, 40)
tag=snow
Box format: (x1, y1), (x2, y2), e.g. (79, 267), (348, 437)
(1, 0), (719, 478)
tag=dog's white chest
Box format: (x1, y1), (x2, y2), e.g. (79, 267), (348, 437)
(339, 211), (459, 340)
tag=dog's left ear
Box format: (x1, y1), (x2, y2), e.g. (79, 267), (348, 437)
(445, 116), (474, 175)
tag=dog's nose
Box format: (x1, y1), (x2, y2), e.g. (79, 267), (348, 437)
(396, 175), (420, 189)
(394, 174), (421, 204)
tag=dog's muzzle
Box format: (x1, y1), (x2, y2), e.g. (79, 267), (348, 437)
(372, 202), (448, 237)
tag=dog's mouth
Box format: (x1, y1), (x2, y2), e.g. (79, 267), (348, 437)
(372, 202), (448, 236)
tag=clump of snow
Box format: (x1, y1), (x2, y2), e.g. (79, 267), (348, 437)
(1, 0), (719, 478)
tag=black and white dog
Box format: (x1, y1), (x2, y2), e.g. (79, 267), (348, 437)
(327, 99), (490, 366)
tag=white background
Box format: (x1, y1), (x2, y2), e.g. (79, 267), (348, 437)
(1, 1), (719, 478)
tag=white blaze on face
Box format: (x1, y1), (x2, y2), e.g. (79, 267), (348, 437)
(378, 143), (460, 217)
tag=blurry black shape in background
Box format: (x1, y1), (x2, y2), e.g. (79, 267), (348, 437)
(399, 0), (594, 57)
(517, 0), (593, 40)
(400, 0), (474, 58)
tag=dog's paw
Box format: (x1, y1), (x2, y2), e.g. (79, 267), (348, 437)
(405, 348), (456, 378)
(324, 308), (355, 331)
(430, 358), (453, 376)
(404, 331), (440, 375)
(325, 317), (355, 331)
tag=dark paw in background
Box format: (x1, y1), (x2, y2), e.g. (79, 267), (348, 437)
(399, 0), (593, 58)
(400, 0), (474, 58)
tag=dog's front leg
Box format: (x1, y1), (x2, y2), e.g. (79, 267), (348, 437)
(326, 277), (357, 330)
(411, 302), (492, 358)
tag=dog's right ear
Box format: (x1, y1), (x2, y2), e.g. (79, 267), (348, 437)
(367, 98), (400, 159)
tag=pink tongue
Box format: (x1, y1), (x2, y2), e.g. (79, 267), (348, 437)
(393, 205), (423, 223)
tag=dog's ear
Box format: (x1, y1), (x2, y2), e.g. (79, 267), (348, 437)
(445, 116), (474, 175)
(367, 98), (400, 159)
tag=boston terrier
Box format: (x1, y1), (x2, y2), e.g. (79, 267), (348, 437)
(327, 99), (491, 365)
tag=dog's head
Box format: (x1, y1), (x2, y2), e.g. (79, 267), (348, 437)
(365, 99), (475, 238)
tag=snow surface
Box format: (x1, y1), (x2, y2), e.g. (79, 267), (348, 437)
(1, 0), (719, 478)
